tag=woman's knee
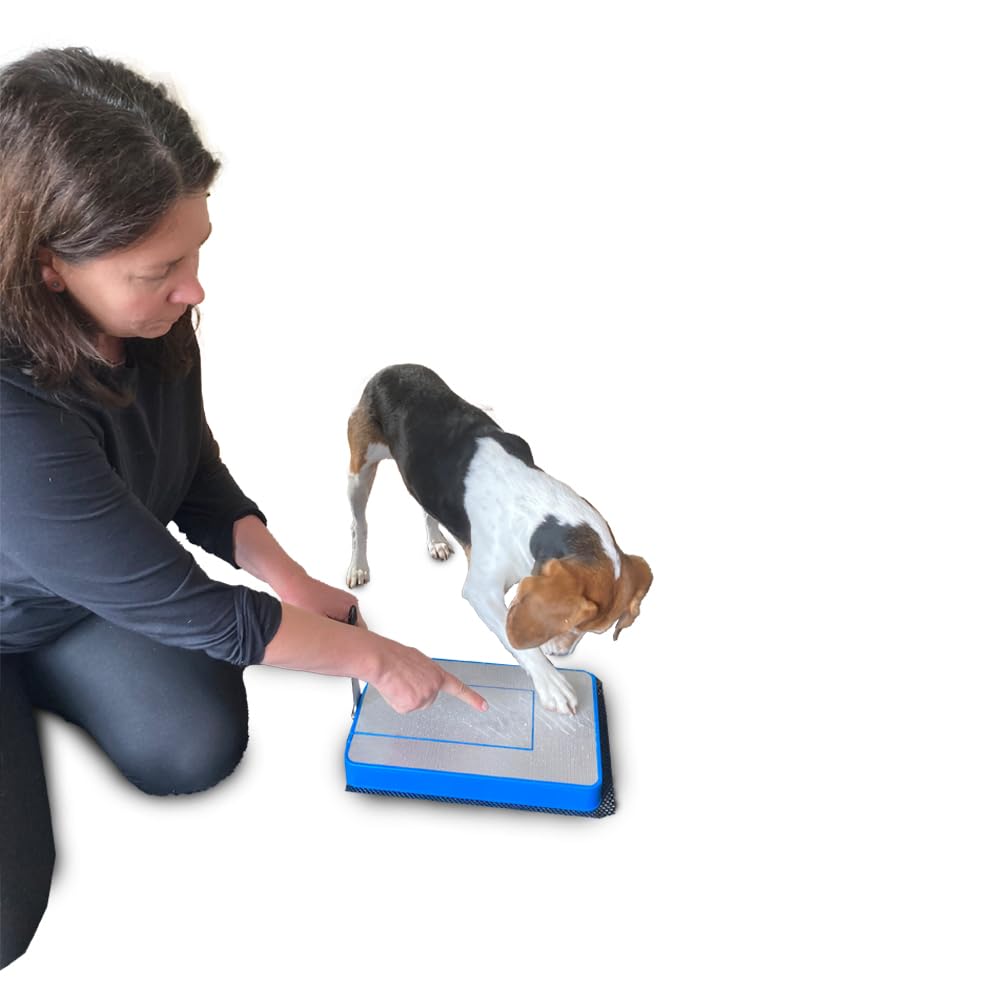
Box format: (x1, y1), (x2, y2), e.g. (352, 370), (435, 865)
(24, 618), (252, 796)
(109, 700), (249, 796)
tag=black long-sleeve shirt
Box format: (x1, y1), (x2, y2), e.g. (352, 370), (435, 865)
(0, 342), (282, 666)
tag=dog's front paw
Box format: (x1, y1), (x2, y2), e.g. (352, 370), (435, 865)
(532, 668), (579, 715)
(427, 540), (454, 561)
(346, 562), (370, 588)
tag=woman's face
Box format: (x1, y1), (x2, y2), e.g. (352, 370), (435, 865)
(42, 193), (212, 342)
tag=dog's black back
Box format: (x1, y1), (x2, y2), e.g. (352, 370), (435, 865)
(361, 364), (536, 547)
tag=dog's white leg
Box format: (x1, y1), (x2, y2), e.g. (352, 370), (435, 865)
(347, 461), (378, 588)
(462, 573), (579, 715)
(424, 514), (455, 561)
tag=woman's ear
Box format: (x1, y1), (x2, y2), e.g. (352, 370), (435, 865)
(506, 560), (597, 649)
(37, 248), (65, 290)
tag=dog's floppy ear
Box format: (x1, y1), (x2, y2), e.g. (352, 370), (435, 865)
(613, 554), (653, 640)
(506, 560), (598, 650)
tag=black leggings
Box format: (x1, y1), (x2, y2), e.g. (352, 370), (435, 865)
(0, 615), (250, 970)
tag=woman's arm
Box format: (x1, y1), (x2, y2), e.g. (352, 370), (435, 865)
(234, 515), (487, 714)
(0, 384), (279, 667)
(232, 513), (302, 591)
(232, 513), (347, 611)
(262, 603), (486, 714)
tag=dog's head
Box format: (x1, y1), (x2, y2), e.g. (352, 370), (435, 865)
(505, 552), (653, 650)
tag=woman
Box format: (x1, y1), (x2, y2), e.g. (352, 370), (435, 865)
(0, 46), (486, 970)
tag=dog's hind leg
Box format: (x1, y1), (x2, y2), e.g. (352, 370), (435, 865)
(347, 463), (378, 587)
(424, 514), (455, 561)
(346, 405), (389, 588)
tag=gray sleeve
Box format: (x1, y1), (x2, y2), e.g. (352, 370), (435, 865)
(0, 388), (281, 666)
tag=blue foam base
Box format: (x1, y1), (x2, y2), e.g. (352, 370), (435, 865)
(343, 663), (613, 816)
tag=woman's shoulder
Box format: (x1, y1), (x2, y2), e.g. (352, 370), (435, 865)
(0, 365), (94, 445)
(0, 361), (53, 406)
(0, 358), (112, 428)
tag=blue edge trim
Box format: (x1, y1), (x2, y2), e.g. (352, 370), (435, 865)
(344, 663), (616, 818)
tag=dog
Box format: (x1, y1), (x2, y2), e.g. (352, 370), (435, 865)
(345, 364), (652, 714)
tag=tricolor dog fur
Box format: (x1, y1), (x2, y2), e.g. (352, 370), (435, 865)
(345, 364), (652, 714)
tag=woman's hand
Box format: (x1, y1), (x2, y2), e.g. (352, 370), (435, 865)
(277, 573), (368, 629)
(366, 634), (488, 714)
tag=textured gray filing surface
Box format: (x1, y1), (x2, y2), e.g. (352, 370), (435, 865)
(348, 660), (598, 785)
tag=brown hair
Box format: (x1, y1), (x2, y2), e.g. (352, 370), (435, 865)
(0, 47), (221, 404)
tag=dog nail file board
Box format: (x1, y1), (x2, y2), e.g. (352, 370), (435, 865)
(343, 659), (616, 817)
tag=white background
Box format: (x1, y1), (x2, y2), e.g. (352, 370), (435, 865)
(3, 2), (998, 997)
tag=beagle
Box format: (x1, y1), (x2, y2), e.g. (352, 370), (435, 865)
(345, 364), (652, 714)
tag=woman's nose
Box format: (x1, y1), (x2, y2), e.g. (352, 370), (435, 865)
(169, 269), (205, 307)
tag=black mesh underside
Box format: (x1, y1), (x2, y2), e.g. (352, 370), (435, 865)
(346, 678), (617, 818)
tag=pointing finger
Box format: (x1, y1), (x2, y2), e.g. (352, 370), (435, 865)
(441, 671), (488, 712)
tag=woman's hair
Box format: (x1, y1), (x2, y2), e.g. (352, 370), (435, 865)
(0, 47), (221, 403)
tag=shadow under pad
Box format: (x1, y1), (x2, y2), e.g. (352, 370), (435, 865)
(344, 659), (616, 817)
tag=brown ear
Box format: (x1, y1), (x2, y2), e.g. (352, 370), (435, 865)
(613, 555), (653, 640)
(506, 560), (598, 650)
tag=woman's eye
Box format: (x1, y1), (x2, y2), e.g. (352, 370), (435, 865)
(140, 266), (173, 282)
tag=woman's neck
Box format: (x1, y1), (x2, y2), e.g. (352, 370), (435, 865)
(95, 332), (126, 366)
